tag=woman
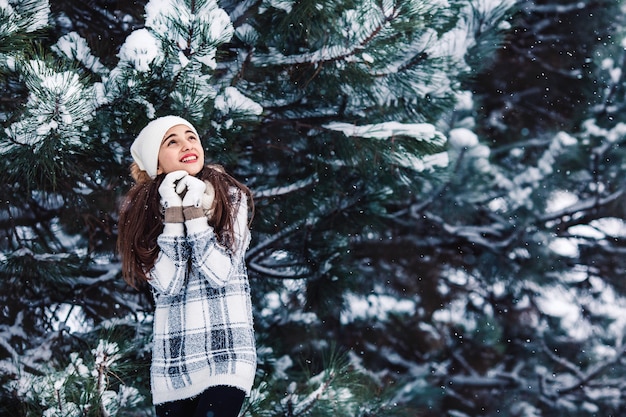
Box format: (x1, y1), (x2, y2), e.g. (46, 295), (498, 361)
(117, 116), (256, 417)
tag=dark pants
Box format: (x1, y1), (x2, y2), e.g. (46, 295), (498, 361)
(155, 385), (246, 417)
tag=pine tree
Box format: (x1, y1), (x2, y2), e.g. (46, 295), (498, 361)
(348, 1), (626, 416)
(0, 0), (519, 415)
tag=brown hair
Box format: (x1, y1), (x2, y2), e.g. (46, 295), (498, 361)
(117, 162), (254, 289)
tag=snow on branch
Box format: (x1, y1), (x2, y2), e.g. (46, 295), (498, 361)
(214, 86), (263, 117)
(324, 121), (445, 145)
(253, 174), (318, 198)
(539, 189), (624, 224)
(53, 32), (108, 75)
(281, 370), (336, 417)
(144, 0), (233, 69)
(250, 1), (394, 66)
(0, 0), (50, 36)
(2, 59), (95, 151)
(538, 339), (626, 403)
(325, 121), (448, 171)
(246, 221), (312, 279)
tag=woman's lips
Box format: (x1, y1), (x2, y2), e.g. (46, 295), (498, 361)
(180, 154), (198, 163)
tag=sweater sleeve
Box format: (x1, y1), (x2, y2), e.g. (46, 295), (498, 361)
(148, 223), (190, 295)
(185, 215), (237, 288)
(184, 189), (251, 287)
(233, 193), (251, 258)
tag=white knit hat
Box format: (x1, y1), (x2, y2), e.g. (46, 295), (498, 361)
(130, 116), (199, 178)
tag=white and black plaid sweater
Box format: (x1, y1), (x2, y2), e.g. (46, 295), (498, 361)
(147, 193), (256, 405)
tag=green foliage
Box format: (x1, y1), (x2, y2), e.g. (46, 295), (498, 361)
(246, 346), (419, 417)
(7, 0), (626, 416)
(10, 329), (151, 417)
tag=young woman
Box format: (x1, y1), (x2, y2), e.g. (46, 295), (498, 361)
(117, 116), (256, 417)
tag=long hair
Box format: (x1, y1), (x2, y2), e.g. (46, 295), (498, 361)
(117, 163), (254, 289)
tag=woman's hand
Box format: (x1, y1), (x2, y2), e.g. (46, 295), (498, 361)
(158, 170), (188, 208)
(177, 175), (207, 207)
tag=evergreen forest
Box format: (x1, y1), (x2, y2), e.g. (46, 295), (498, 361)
(2, 0), (626, 416)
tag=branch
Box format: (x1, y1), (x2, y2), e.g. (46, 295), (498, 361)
(553, 341), (626, 396)
(539, 189), (623, 224)
(249, 3), (397, 67)
(447, 374), (518, 389)
(253, 174), (318, 199)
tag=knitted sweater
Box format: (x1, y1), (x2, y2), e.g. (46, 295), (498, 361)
(147, 191), (256, 405)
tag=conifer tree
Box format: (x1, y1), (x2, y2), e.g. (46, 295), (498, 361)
(345, 1), (626, 416)
(1, 0), (517, 415)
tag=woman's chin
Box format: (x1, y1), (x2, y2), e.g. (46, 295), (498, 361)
(181, 164), (203, 176)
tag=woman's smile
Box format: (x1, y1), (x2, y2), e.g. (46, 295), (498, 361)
(180, 153), (198, 163)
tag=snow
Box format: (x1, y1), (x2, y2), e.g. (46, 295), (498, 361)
(549, 238), (579, 257)
(54, 32), (107, 75)
(144, 0), (176, 34)
(582, 118), (626, 143)
(262, 0), (295, 14)
(510, 402), (542, 417)
(117, 29), (160, 72)
(448, 127), (478, 149)
(8, 340), (144, 416)
(341, 293), (416, 324)
(546, 189), (626, 261)
(92, 340), (121, 374)
(447, 128), (492, 174)
(254, 175), (318, 198)
(203, 8), (234, 45)
(536, 286), (587, 338)
(533, 272), (626, 344)
(568, 224), (606, 239)
(235, 23), (258, 43)
(395, 151), (449, 172)
(1, 0), (50, 33)
(546, 190), (578, 212)
(589, 217), (626, 237)
(587, 277), (626, 339)
(143, 0), (233, 70)
(1, 59), (92, 150)
(454, 90), (474, 111)
(325, 121), (445, 145)
(51, 303), (91, 333)
(323, 121), (448, 171)
(29, 3), (51, 33)
(214, 86), (263, 117)
(273, 354), (294, 379)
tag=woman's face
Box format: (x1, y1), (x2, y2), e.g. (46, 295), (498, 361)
(157, 124), (205, 176)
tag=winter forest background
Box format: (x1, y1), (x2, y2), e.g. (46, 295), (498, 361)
(1, 0), (626, 416)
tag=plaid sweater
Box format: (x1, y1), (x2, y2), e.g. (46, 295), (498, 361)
(147, 192), (256, 405)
